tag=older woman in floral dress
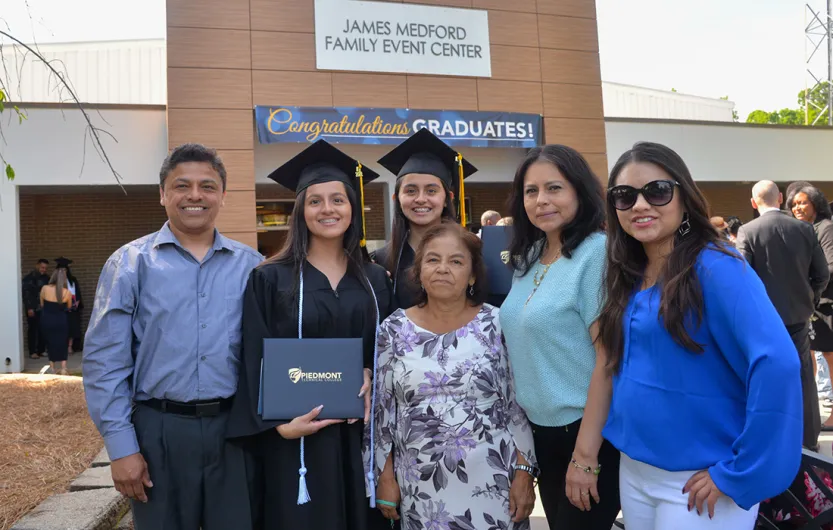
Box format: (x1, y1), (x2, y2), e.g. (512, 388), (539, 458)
(372, 222), (538, 530)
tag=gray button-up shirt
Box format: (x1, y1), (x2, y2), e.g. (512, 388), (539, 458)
(83, 222), (263, 460)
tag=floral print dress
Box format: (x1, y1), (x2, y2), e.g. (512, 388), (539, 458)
(372, 304), (537, 530)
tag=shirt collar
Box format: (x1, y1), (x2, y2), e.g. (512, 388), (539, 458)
(757, 206), (782, 216)
(154, 221), (235, 253)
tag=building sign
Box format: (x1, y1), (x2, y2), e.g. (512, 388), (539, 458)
(313, 0), (491, 78)
(255, 105), (541, 149)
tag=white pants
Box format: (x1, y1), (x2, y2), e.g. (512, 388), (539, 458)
(619, 453), (759, 530)
(816, 350), (833, 399)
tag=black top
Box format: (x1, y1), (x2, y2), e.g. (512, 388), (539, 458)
(227, 259), (394, 438)
(22, 271), (50, 311)
(377, 128), (477, 186)
(814, 218), (833, 303)
(266, 139), (380, 195)
(371, 242), (420, 310)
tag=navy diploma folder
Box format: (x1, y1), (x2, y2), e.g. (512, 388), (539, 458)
(481, 226), (514, 297)
(259, 338), (365, 420)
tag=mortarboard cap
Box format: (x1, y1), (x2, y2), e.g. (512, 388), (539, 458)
(266, 140), (381, 246)
(267, 140), (380, 195)
(378, 128), (478, 226)
(55, 257), (73, 268)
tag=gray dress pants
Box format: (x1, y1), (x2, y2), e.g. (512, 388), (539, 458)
(131, 403), (254, 530)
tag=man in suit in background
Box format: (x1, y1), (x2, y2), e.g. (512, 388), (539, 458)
(736, 180), (830, 450)
(476, 210), (501, 238)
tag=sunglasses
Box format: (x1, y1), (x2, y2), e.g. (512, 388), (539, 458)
(608, 180), (680, 211)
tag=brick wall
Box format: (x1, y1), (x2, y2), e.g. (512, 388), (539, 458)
(19, 189), (168, 349)
(465, 183), (515, 225)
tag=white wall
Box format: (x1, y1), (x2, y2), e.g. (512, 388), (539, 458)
(602, 83), (735, 123)
(3, 40), (167, 105)
(0, 186), (23, 373)
(605, 120), (833, 182)
(5, 107), (167, 186)
(1, 106), (166, 372)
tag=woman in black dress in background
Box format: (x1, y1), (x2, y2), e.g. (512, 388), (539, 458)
(40, 268), (72, 374)
(56, 257), (84, 353)
(226, 140), (395, 530)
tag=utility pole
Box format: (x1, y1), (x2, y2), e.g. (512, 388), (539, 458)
(828, 0), (832, 125)
(805, 3), (833, 125)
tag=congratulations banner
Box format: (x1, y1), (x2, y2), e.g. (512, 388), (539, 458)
(255, 105), (542, 149)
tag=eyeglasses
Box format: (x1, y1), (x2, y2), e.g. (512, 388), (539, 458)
(608, 180), (680, 211)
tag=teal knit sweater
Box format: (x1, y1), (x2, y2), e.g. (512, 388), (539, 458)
(499, 232), (606, 427)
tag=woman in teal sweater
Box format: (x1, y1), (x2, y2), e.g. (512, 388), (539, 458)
(499, 145), (620, 529)
(598, 142), (802, 528)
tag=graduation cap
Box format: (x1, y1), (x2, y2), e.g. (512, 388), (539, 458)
(377, 128), (477, 226)
(55, 257), (73, 269)
(266, 140), (380, 247)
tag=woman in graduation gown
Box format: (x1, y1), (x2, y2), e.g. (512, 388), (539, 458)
(226, 140), (395, 530)
(55, 257), (84, 353)
(372, 128), (477, 309)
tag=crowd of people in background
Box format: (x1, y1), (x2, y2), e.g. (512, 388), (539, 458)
(71, 130), (832, 530)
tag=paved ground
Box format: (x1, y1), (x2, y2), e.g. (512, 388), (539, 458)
(23, 351), (83, 374)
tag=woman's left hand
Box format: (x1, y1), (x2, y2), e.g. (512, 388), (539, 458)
(349, 368), (373, 425)
(508, 471), (535, 522)
(683, 470), (724, 518)
(566, 456), (599, 511)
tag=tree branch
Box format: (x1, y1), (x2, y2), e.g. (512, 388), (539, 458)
(0, 29), (125, 193)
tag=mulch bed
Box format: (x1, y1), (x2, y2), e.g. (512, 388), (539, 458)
(0, 374), (103, 530)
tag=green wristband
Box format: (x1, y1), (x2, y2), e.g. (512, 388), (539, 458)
(377, 499), (398, 508)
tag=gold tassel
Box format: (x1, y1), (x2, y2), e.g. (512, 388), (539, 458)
(456, 153), (466, 227)
(357, 162), (367, 247)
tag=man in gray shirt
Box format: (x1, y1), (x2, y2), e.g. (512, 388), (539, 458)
(83, 144), (263, 529)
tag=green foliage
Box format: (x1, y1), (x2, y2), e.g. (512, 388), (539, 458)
(746, 83), (831, 126)
(798, 83), (831, 125)
(0, 88), (28, 181)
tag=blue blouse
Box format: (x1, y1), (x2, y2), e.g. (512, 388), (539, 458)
(602, 246), (803, 510)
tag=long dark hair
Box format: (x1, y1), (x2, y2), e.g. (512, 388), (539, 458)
(507, 144), (605, 275)
(598, 142), (734, 373)
(385, 176), (456, 273)
(49, 268), (67, 303)
(263, 183), (371, 304)
(786, 184), (832, 222)
(409, 222), (489, 307)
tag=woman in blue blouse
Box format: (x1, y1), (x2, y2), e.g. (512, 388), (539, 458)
(500, 145), (620, 529)
(597, 142), (803, 528)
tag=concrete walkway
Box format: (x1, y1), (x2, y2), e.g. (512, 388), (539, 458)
(23, 351), (83, 375)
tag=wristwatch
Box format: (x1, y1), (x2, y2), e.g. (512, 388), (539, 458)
(511, 463), (540, 479)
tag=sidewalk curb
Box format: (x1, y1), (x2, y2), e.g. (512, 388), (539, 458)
(11, 447), (129, 530)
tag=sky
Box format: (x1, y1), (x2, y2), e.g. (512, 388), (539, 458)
(1, 0), (823, 120)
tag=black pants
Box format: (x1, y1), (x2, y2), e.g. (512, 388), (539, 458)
(26, 313), (44, 355)
(131, 403), (254, 530)
(532, 418), (621, 530)
(787, 322), (821, 450)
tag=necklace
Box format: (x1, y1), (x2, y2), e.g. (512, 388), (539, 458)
(525, 248), (561, 307)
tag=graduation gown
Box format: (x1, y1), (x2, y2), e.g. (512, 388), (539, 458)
(226, 260), (395, 530)
(67, 276), (84, 346)
(372, 242), (420, 310)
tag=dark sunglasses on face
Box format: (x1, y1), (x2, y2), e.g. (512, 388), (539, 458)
(608, 180), (680, 211)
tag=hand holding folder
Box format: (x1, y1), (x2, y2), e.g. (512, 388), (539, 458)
(276, 405), (345, 440)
